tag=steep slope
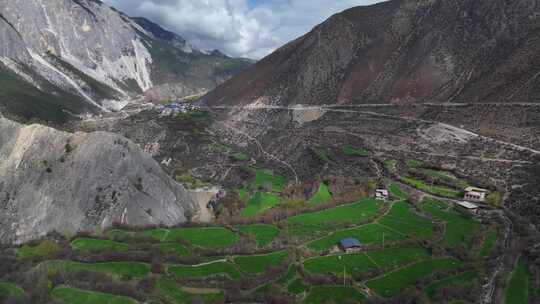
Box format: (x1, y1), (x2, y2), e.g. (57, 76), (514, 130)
(0, 0), (251, 123)
(0, 118), (199, 244)
(203, 0), (540, 106)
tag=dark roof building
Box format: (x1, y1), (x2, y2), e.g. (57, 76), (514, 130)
(339, 238), (362, 250)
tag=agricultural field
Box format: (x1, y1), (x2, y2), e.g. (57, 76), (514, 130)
(425, 271), (478, 299)
(504, 257), (529, 304)
(378, 201), (435, 239)
(400, 176), (462, 199)
(341, 146), (369, 157)
(168, 261), (241, 280)
(71, 238), (129, 253)
(156, 278), (224, 304)
(250, 169), (286, 192)
(303, 286), (364, 304)
(0, 283), (27, 302)
(242, 192), (281, 217)
(46, 260), (151, 278)
(237, 224), (280, 247)
(51, 286), (137, 304)
(479, 229), (498, 257)
(388, 183), (408, 199)
(308, 182), (333, 205)
(234, 251), (288, 274)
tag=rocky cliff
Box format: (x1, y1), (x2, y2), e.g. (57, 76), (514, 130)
(203, 0), (540, 107)
(0, 0), (251, 123)
(0, 117), (199, 244)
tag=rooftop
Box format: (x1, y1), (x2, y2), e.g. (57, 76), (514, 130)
(457, 201), (479, 209)
(340, 238), (362, 249)
(465, 187), (489, 193)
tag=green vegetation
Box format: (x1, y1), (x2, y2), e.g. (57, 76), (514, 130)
(159, 242), (190, 256)
(251, 169), (286, 192)
(406, 159), (424, 168)
(238, 224), (279, 247)
(422, 199), (479, 247)
(400, 176), (462, 199)
(388, 183), (408, 199)
(236, 188), (249, 202)
(175, 174), (209, 189)
(51, 286), (137, 304)
(308, 183), (333, 205)
(479, 230), (498, 257)
(314, 148), (332, 163)
(486, 192), (502, 207)
(156, 278), (224, 304)
(425, 271), (477, 299)
(70, 238), (129, 253)
(18, 240), (60, 260)
(231, 152), (249, 161)
(504, 257), (529, 304)
(288, 279), (308, 294)
(384, 160), (397, 173)
(242, 192), (281, 217)
(287, 199), (384, 238)
(308, 223), (405, 252)
(366, 258), (461, 297)
(168, 261), (241, 280)
(421, 169), (468, 188)
(47, 261), (150, 278)
(378, 201), (435, 239)
(341, 146), (369, 157)
(0, 283), (26, 301)
(234, 251), (288, 274)
(303, 286), (364, 304)
(304, 246), (429, 277)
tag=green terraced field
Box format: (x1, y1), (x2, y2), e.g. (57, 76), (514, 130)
(425, 271), (478, 299)
(288, 278), (308, 294)
(307, 223), (405, 252)
(238, 224), (280, 247)
(47, 261), (150, 278)
(51, 286), (137, 304)
(159, 242), (190, 256)
(479, 230), (498, 257)
(242, 192), (281, 217)
(168, 261), (241, 280)
(304, 246), (430, 277)
(378, 201), (435, 239)
(400, 176), (462, 199)
(251, 169), (286, 192)
(341, 146), (369, 157)
(389, 183), (408, 199)
(504, 257), (529, 304)
(308, 183), (333, 205)
(366, 258), (461, 297)
(234, 251), (288, 274)
(287, 199), (384, 238)
(303, 286), (364, 304)
(156, 278), (224, 304)
(422, 199), (479, 246)
(0, 283), (26, 301)
(70, 238), (129, 253)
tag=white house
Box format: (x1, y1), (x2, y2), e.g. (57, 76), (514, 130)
(457, 201), (480, 214)
(375, 189), (389, 201)
(464, 187), (489, 203)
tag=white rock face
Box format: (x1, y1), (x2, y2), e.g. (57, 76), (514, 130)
(0, 118), (199, 244)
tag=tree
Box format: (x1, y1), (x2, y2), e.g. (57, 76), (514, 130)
(486, 192), (502, 207)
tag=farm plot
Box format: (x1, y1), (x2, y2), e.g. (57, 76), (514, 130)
(238, 224), (280, 247)
(70, 238), (129, 253)
(303, 286), (365, 304)
(425, 271), (478, 299)
(308, 183), (333, 205)
(287, 199), (384, 239)
(168, 261), (241, 280)
(251, 169), (286, 192)
(504, 257), (529, 304)
(157, 278), (224, 304)
(422, 199), (479, 247)
(479, 229), (498, 258)
(378, 201), (435, 239)
(159, 243), (190, 256)
(46, 261), (150, 278)
(388, 183), (408, 199)
(307, 223), (405, 252)
(400, 176), (462, 199)
(366, 258), (461, 298)
(51, 286), (137, 304)
(234, 251), (288, 274)
(242, 192), (281, 217)
(0, 283), (27, 301)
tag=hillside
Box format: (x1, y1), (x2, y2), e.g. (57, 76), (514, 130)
(0, 0), (251, 123)
(203, 0), (540, 107)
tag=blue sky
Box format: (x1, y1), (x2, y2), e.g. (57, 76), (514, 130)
(104, 0), (384, 59)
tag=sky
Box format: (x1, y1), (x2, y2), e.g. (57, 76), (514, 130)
(103, 0), (384, 59)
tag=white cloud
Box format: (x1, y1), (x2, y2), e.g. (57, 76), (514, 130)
(104, 0), (385, 59)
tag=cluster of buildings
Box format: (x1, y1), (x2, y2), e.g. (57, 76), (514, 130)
(159, 102), (201, 116)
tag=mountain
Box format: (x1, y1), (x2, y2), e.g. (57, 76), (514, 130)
(203, 0), (540, 107)
(0, 0), (251, 124)
(0, 117), (199, 244)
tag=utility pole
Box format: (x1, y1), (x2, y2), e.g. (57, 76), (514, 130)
(343, 266), (346, 287)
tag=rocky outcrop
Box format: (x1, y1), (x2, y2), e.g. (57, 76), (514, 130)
(0, 118), (199, 244)
(203, 0), (540, 107)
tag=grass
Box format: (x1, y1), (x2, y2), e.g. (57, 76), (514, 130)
(159, 242), (190, 256)
(251, 169), (286, 192)
(0, 283), (26, 300)
(17, 240), (59, 260)
(278, 265), (297, 284)
(70, 238), (129, 253)
(425, 271), (478, 299)
(400, 177), (462, 199)
(406, 159), (424, 168)
(341, 146), (369, 157)
(504, 257), (529, 304)
(378, 201), (435, 239)
(422, 169), (468, 188)
(236, 188), (249, 202)
(47, 261), (150, 278)
(384, 160), (397, 173)
(304, 246), (429, 277)
(307, 223), (406, 252)
(308, 183), (333, 205)
(479, 230), (498, 257)
(238, 224), (280, 247)
(168, 261), (241, 280)
(287, 199), (384, 238)
(422, 199), (479, 247)
(288, 279), (308, 294)
(51, 286), (137, 304)
(234, 251), (288, 274)
(314, 148), (332, 163)
(388, 183), (408, 199)
(366, 258), (461, 298)
(303, 286), (364, 304)
(231, 152), (249, 161)
(156, 278), (224, 304)
(242, 192), (281, 217)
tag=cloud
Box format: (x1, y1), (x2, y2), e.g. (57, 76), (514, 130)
(104, 0), (385, 59)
